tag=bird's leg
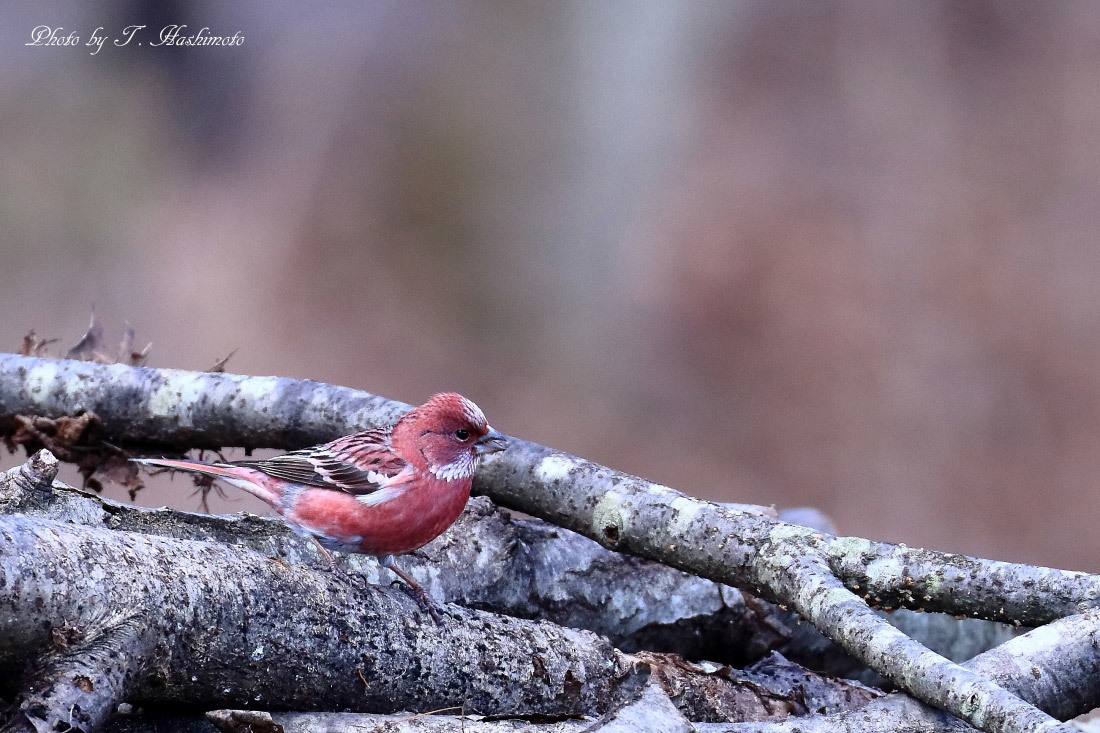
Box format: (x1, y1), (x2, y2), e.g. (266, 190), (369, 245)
(379, 555), (443, 625)
(310, 536), (345, 575)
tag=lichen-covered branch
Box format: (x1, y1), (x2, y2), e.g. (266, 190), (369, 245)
(483, 441), (1084, 732)
(103, 607), (1100, 733)
(761, 559), (1060, 732)
(0, 355), (1095, 732)
(204, 681), (696, 733)
(0, 513), (630, 730)
(0, 447), (1015, 680)
(2, 355), (1093, 623)
(714, 611), (1100, 732)
(0, 454), (782, 666)
(13, 614), (153, 733)
(823, 538), (1100, 626)
(0, 455), (888, 733)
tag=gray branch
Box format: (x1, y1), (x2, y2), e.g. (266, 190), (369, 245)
(0, 453), (883, 732)
(101, 607), (1100, 733)
(0, 442), (1014, 679)
(0, 513), (630, 730)
(713, 610), (1100, 732)
(203, 681), (695, 733)
(0, 355), (1096, 732)
(14, 614), (152, 733)
(0, 454), (782, 666)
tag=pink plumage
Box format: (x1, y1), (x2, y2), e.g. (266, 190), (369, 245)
(134, 392), (507, 621)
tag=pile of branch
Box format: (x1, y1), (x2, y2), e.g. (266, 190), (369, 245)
(0, 354), (1098, 733)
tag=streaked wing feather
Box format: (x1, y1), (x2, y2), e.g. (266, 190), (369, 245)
(232, 429), (405, 494)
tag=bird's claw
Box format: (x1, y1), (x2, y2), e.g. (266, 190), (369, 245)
(398, 582), (445, 626)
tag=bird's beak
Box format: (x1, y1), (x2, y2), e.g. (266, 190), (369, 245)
(475, 428), (508, 456)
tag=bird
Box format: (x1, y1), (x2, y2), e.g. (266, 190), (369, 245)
(133, 392), (507, 622)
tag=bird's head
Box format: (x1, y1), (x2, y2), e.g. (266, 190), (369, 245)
(390, 393), (507, 481)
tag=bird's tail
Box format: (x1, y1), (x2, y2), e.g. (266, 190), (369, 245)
(131, 458), (280, 506)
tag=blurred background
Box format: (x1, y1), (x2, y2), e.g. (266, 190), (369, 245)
(1, 1), (1098, 571)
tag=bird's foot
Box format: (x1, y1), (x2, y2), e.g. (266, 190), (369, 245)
(310, 536), (346, 575)
(380, 555), (445, 626)
(398, 582), (444, 626)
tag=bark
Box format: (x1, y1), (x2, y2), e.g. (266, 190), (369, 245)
(0, 512), (628, 731)
(0, 450), (776, 664)
(0, 355), (1096, 733)
(714, 610), (1100, 732)
(0, 439), (1012, 677)
(0, 453), (880, 733)
(203, 681), (696, 733)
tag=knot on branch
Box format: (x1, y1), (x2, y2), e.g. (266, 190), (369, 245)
(0, 449), (59, 508)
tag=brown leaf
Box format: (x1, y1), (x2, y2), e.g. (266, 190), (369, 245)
(50, 622), (85, 651)
(207, 349), (238, 373)
(54, 412), (97, 445)
(129, 342), (152, 366)
(9, 414), (95, 463)
(20, 330), (58, 357)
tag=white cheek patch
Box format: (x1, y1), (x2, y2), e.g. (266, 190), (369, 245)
(429, 454), (475, 482)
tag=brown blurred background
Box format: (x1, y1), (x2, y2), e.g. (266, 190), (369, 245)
(2, 1), (1099, 570)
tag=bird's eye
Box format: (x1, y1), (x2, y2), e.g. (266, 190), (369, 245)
(455, 429), (470, 441)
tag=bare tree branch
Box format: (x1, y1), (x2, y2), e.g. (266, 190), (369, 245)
(0, 454), (890, 733)
(0, 512), (632, 732)
(0, 447), (1016, 692)
(203, 680), (696, 733)
(0, 355), (1096, 732)
(0, 455), (781, 666)
(714, 611), (1100, 732)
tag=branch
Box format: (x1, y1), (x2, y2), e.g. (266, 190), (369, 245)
(4, 355), (1091, 623)
(204, 680), (695, 733)
(0, 457), (885, 731)
(13, 613), (152, 733)
(0, 355), (1095, 732)
(0, 447), (1014, 679)
(117, 607), (1100, 733)
(0, 456), (781, 666)
(0, 513), (632, 730)
(714, 610), (1100, 732)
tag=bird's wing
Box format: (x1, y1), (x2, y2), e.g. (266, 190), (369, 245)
(231, 429), (406, 495)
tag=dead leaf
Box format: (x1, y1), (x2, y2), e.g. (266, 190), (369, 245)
(207, 349), (238, 373)
(67, 314), (110, 363)
(20, 330), (58, 357)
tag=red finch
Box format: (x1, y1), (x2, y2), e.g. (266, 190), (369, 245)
(134, 392), (507, 622)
